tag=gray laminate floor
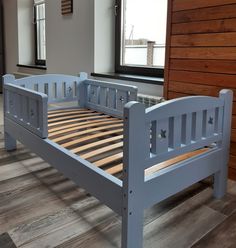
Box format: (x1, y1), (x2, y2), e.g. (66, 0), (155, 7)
(0, 130), (236, 247)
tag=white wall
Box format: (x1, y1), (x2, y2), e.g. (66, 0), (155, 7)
(94, 0), (115, 73)
(46, 0), (94, 75)
(18, 0), (34, 65)
(3, 0), (18, 74)
(2, 0), (164, 97)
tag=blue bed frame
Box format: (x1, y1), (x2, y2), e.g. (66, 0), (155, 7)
(3, 73), (233, 248)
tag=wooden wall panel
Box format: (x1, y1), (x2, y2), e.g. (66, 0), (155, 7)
(165, 0), (236, 180)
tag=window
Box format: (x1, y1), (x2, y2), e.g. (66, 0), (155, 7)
(34, 0), (46, 65)
(115, 0), (168, 77)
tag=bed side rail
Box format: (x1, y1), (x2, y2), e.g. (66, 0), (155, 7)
(3, 83), (48, 138)
(79, 79), (138, 118)
(3, 73), (87, 104)
(124, 89), (233, 171)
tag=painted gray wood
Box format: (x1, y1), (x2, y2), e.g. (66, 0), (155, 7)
(3, 72), (233, 248)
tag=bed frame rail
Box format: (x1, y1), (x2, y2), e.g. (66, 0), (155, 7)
(3, 73), (87, 104)
(4, 83), (48, 138)
(79, 79), (138, 118)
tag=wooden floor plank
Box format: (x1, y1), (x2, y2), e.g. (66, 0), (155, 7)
(192, 211), (236, 248)
(52, 124), (123, 143)
(61, 129), (123, 149)
(71, 135), (123, 154)
(49, 119), (122, 137)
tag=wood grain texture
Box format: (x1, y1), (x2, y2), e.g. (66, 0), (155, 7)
(173, 0), (236, 12)
(165, 0), (236, 180)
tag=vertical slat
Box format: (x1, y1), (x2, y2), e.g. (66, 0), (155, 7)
(22, 95), (29, 123)
(108, 88), (116, 109)
(99, 87), (107, 107)
(173, 115), (182, 149)
(217, 106), (224, 134)
(181, 113), (192, 145)
(37, 83), (44, 93)
(117, 90), (128, 112)
(205, 108), (215, 137)
(194, 111), (203, 141)
(29, 99), (39, 128)
(56, 82), (62, 100)
(155, 118), (169, 155)
(89, 85), (99, 104)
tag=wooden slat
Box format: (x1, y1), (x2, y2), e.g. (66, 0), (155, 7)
(48, 115), (110, 127)
(172, 18), (236, 35)
(71, 135), (123, 154)
(52, 123), (123, 143)
(169, 70), (236, 87)
(168, 81), (236, 101)
(61, 129), (123, 148)
(48, 108), (82, 114)
(172, 4), (236, 23)
(171, 47), (236, 60)
(48, 109), (94, 118)
(81, 142), (123, 160)
(173, 0), (236, 12)
(145, 148), (209, 176)
(48, 112), (101, 123)
(105, 163), (123, 175)
(170, 59), (236, 75)
(94, 153), (123, 168)
(171, 33), (236, 47)
(49, 119), (122, 138)
(48, 118), (115, 133)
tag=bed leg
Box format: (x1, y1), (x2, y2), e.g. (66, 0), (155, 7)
(4, 132), (17, 151)
(121, 208), (143, 248)
(213, 168), (228, 199)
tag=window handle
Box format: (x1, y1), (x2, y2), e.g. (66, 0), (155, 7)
(114, 4), (118, 16)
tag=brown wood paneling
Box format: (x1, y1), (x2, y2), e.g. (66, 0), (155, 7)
(169, 70), (236, 87)
(172, 4), (236, 23)
(171, 33), (236, 47)
(165, 0), (236, 180)
(171, 47), (236, 60)
(170, 59), (236, 74)
(173, 0), (236, 12)
(172, 18), (236, 35)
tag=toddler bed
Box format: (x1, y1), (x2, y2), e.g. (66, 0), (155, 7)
(3, 73), (233, 248)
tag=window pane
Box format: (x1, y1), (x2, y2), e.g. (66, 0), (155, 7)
(121, 0), (167, 68)
(35, 3), (46, 62)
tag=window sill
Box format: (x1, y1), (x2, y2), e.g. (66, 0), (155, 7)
(17, 64), (47, 70)
(91, 72), (164, 85)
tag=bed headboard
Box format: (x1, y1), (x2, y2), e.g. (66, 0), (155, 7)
(3, 73), (87, 104)
(124, 89), (233, 171)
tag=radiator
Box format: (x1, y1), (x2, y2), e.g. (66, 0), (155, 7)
(137, 93), (165, 108)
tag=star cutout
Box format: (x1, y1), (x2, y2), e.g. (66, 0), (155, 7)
(208, 117), (214, 125)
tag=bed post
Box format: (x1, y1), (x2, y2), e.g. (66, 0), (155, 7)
(214, 89), (233, 198)
(122, 101), (147, 248)
(3, 74), (17, 151)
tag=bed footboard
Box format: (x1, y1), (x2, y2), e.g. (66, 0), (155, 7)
(4, 83), (48, 138)
(121, 89), (233, 248)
